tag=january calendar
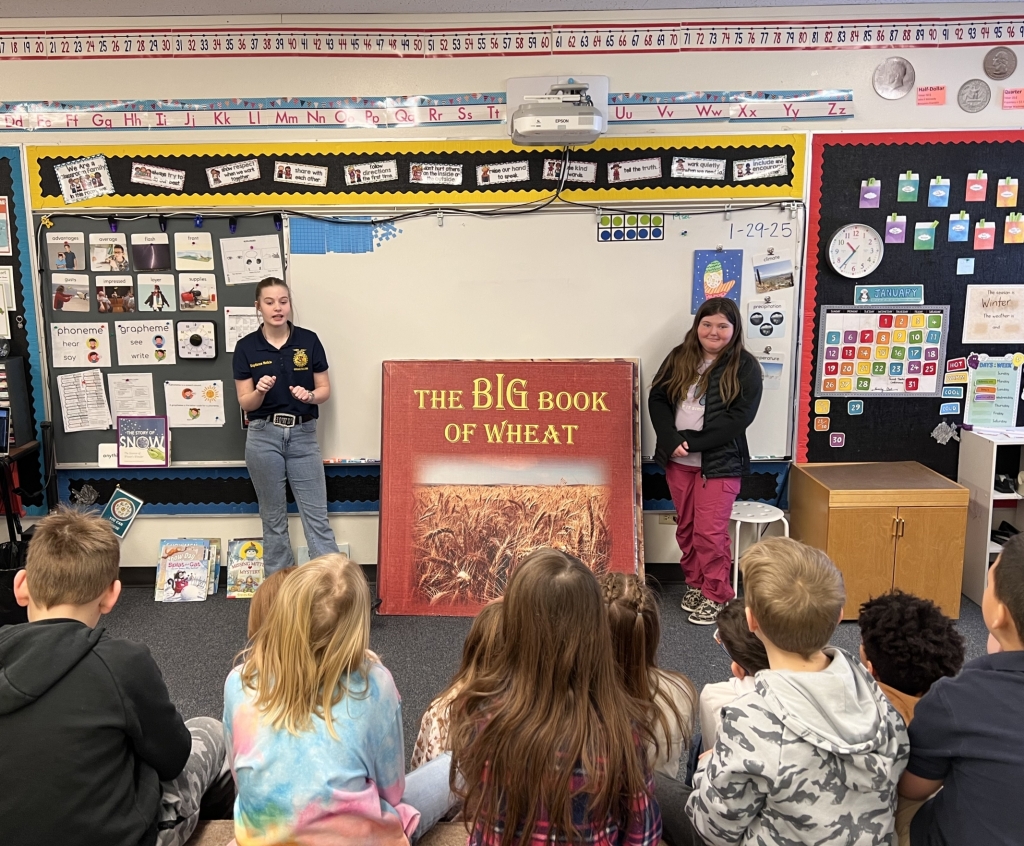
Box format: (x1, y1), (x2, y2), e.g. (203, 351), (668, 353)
(815, 306), (950, 397)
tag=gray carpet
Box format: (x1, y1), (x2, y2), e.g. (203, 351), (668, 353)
(103, 582), (990, 750)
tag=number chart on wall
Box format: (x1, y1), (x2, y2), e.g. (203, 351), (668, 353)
(800, 131), (1024, 478)
(815, 306), (949, 397)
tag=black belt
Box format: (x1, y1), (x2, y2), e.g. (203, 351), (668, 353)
(262, 413), (315, 428)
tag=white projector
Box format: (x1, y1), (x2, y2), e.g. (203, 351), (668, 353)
(511, 83), (606, 146)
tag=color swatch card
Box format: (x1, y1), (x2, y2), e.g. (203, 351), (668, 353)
(884, 215), (906, 244)
(816, 306), (950, 397)
(975, 220), (996, 250)
(928, 177), (950, 207)
(1006, 214), (1024, 244)
(996, 178), (1019, 208)
(966, 171), (988, 202)
(859, 179), (881, 208)
(948, 213), (970, 242)
(897, 172), (919, 202)
(914, 221), (938, 250)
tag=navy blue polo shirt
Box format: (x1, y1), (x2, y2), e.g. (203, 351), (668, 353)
(908, 651), (1024, 846)
(232, 324), (328, 419)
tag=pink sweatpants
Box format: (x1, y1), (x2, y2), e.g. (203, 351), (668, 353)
(664, 461), (741, 604)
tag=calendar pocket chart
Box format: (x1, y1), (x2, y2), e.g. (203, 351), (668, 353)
(816, 306), (949, 398)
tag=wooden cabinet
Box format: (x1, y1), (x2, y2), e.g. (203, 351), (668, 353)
(790, 462), (968, 619)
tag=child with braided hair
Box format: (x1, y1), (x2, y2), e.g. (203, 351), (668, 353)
(599, 573), (697, 778)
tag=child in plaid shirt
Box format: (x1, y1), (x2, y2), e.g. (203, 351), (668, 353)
(449, 549), (662, 846)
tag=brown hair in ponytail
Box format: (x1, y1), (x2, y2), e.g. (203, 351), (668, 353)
(599, 572), (697, 757)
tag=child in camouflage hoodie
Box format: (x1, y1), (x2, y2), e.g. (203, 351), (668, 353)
(687, 538), (909, 846)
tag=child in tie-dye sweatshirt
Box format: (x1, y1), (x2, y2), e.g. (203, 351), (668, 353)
(223, 554), (452, 846)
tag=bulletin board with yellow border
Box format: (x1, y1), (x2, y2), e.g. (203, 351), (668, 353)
(27, 134), (805, 209)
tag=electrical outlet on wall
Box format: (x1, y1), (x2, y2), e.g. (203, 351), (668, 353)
(658, 514), (678, 525)
(298, 543), (351, 563)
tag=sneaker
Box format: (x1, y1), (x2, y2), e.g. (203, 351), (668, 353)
(681, 586), (704, 613)
(689, 598), (725, 626)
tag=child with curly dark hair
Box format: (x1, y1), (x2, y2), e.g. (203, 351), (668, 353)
(858, 590), (965, 726)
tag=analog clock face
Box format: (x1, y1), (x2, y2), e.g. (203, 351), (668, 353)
(827, 224), (884, 279)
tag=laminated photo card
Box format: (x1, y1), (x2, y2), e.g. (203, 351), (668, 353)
(89, 233), (130, 272)
(46, 232), (85, 272)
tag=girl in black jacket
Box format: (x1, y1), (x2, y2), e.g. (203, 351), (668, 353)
(648, 298), (763, 625)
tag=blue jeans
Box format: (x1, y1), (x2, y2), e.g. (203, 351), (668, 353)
(246, 418), (338, 574)
(402, 752), (457, 843)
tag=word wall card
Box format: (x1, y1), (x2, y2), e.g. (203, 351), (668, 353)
(815, 306), (950, 398)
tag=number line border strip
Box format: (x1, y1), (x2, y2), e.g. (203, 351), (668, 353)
(0, 16), (1019, 59)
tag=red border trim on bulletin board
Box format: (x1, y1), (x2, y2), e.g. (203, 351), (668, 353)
(798, 130), (1024, 463)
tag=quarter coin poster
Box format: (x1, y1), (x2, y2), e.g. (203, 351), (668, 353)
(378, 359), (642, 616)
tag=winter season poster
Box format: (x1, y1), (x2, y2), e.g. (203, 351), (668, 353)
(692, 250), (743, 313)
(378, 360), (642, 616)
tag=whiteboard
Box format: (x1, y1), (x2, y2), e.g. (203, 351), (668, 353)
(288, 203), (802, 461)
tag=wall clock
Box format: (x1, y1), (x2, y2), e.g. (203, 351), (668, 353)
(827, 223), (884, 279)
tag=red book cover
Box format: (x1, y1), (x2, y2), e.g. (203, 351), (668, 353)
(379, 360), (643, 616)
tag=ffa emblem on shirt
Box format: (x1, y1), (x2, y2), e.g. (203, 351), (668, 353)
(293, 349), (309, 368)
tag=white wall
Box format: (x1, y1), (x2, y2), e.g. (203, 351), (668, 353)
(0, 5), (1021, 145)
(6, 4), (1022, 565)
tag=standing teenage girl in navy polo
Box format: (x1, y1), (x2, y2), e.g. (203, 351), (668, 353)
(233, 277), (339, 574)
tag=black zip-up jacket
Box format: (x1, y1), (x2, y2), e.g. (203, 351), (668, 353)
(0, 619), (192, 846)
(648, 349), (763, 477)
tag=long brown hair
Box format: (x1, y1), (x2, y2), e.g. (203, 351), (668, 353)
(599, 573), (697, 756)
(449, 550), (650, 844)
(450, 599), (504, 691)
(239, 554), (372, 739)
(652, 297), (745, 406)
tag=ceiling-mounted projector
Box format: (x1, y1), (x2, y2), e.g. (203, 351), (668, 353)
(511, 82), (606, 146)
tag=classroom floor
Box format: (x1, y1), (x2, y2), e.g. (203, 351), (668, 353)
(104, 581), (991, 746)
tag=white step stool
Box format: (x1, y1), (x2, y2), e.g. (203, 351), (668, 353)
(729, 501), (789, 595)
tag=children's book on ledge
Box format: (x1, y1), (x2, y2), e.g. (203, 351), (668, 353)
(154, 538), (211, 602)
(227, 538), (265, 599)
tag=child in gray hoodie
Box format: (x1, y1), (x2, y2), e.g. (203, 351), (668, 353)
(686, 537), (909, 846)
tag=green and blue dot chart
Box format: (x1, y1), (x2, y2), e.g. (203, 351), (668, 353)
(597, 212), (665, 242)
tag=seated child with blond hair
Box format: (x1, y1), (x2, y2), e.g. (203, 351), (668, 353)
(686, 537), (908, 846)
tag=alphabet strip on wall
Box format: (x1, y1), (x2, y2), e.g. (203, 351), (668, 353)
(0, 16), (1020, 60)
(0, 90), (852, 133)
(27, 135), (806, 208)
